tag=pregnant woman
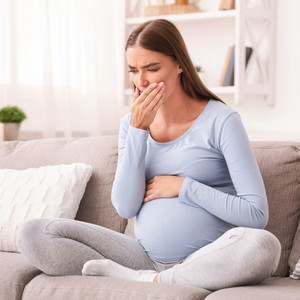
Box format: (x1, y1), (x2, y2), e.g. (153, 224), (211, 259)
(17, 19), (281, 291)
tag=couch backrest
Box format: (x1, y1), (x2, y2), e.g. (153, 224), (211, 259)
(251, 141), (300, 276)
(1, 137), (300, 277)
(0, 136), (127, 234)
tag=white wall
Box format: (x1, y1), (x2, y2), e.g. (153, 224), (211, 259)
(230, 0), (300, 141)
(17, 0), (300, 140)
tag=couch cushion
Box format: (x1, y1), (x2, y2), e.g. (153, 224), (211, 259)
(0, 251), (41, 300)
(205, 277), (300, 300)
(0, 163), (92, 252)
(251, 141), (300, 276)
(0, 136), (127, 233)
(22, 274), (211, 300)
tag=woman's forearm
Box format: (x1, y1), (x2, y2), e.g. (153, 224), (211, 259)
(111, 126), (148, 219)
(179, 177), (268, 228)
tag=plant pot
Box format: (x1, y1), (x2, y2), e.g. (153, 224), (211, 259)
(3, 123), (20, 141)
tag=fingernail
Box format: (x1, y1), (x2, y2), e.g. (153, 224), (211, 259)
(158, 82), (164, 87)
(153, 82), (158, 87)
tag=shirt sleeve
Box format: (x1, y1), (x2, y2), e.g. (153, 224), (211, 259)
(111, 115), (148, 219)
(178, 112), (269, 229)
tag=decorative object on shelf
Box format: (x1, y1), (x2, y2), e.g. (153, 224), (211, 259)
(145, 0), (199, 16)
(0, 105), (27, 141)
(219, 0), (235, 10)
(219, 45), (253, 86)
(218, 46), (233, 86)
(175, 0), (188, 4)
(195, 65), (205, 82)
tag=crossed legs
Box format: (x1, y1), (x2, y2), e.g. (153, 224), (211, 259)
(17, 219), (281, 291)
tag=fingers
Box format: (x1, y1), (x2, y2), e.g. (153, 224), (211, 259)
(130, 82), (165, 130)
(143, 176), (184, 203)
(144, 83), (165, 108)
(143, 189), (157, 203)
(143, 177), (159, 203)
(144, 180), (153, 202)
(135, 82), (158, 104)
(147, 85), (165, 111)
(143, 195), (154, 203)
(135, 82), (165, 107)
(147, 178), (154, 185)
(132, 87), (140, 103)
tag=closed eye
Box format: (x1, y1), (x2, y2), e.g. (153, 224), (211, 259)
(128, 68), (159, 73)
(128, 68), (160, 73)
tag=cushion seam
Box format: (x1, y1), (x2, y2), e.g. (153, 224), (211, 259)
(0, 281), (26, 287)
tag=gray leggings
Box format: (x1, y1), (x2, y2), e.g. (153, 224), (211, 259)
(17, 218), (281, 290)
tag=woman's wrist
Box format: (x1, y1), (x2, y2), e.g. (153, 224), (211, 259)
(130, 122), (148, 131)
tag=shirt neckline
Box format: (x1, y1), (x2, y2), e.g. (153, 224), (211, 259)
(149, 99), (212, 146)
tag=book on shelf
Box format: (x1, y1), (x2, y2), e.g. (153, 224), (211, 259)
(219, 0), (235, 10)
(219, 45), (253, 86)
(218, 46), (233, 86)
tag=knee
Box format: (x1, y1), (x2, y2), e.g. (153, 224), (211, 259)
(254, 229), (281, 257)
(260, 230), (281, 271)
(16, 218), (54, 256)
(246, 228), (281, 275)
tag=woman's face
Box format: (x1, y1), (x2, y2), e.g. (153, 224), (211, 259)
(126, 45), (182, 99)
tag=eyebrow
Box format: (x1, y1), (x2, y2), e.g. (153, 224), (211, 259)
(128, 62), (161, 69)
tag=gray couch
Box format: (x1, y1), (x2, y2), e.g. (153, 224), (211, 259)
(0, 136), (300, 300)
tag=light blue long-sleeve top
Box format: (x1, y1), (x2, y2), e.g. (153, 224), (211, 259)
(111, 99), (268, 262)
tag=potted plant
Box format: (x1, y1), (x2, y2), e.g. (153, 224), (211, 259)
(0, 106), (27, 141)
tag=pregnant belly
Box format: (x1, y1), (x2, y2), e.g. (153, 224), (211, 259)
(135, 197), (232, 262)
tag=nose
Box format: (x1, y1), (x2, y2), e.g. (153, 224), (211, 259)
(137, 72), (149, 89)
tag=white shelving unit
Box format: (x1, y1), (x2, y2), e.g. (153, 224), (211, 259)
(117, 0), (276, 107)
(126, 9), (237, 24)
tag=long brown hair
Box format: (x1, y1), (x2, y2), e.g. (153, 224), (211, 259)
(126, 19), (224, 103)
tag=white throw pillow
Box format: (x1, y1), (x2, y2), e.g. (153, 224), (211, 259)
(0, 163), (93, 252)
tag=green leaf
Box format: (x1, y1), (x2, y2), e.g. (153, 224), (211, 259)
(0, 106), (27, 123)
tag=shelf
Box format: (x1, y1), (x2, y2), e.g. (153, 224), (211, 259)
(126, 6), (270, 26)
(123, 0), (276, 106)
(211, 85), (269, 95)
(126, 10), (236, 25)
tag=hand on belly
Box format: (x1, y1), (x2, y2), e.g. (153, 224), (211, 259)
(144, 175), (185, 203)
